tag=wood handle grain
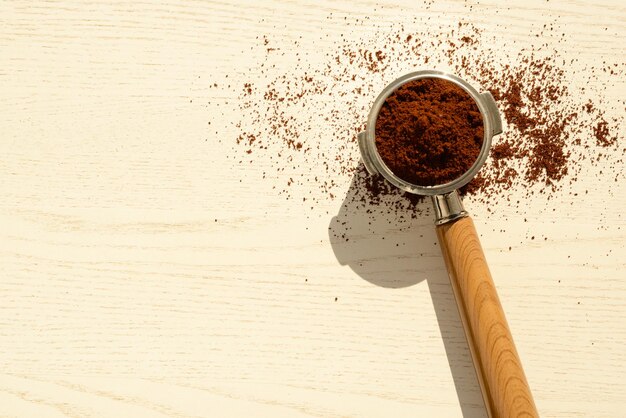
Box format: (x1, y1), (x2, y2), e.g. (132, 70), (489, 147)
(436, 216), (538, 418)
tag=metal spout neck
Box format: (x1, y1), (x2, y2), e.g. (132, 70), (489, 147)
(431, 190), (468, 225)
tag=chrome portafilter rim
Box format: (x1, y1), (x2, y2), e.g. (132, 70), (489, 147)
(357, 70), (503, 224)
(359, 70), (502, 195)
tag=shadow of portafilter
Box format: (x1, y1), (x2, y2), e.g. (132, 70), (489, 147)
(327, 166), (488, 418)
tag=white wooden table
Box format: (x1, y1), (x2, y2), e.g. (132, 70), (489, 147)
(2, 1), (625, 417)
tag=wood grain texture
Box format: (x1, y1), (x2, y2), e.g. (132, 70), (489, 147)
(437, 217), (538, 418)
(1, 0), (625, 417)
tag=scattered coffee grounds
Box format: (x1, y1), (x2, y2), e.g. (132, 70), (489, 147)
(205, 11), (624, 223)
(375, 78), (484, 186)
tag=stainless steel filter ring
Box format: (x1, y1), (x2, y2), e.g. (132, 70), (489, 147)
(358, 70), (503, 196)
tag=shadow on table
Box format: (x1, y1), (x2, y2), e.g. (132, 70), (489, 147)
(328, 166), (487, 418)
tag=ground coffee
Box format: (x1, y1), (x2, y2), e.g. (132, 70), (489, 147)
(375, 78), (484, 186)
(208, 15), (623, 221)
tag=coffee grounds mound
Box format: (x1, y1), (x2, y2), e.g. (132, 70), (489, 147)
(207, 15), (624, 221)
(375, 78), (484, 186)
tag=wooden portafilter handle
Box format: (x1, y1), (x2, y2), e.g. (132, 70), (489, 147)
(436, 216), (539, 418)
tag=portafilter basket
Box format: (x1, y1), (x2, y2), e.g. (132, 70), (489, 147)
(358, 70), (502, 224)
